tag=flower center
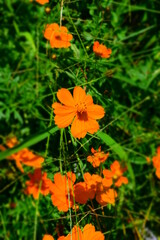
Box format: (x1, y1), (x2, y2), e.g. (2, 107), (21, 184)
(75, 102), (88, 121)
(97, 182), (104, 192)
(75, 101), (87, 113)
(55, 33), (62, 40)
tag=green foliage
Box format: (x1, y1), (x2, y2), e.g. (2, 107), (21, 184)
(0, 0), (160, 239)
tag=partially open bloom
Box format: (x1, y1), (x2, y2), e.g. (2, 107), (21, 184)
(87, 146), (109, 167)
(36, 0), (49, 5)
(59, 224), (104, 240)
(25, 169), (52, 199)
(103, 160), (128, 187)
(52, 86), (105, 139)
(44, 23), (73, 48)
(152, 146), (160, 179)
(43, 235), (54, 240)
(0, 137), (44, 173)
(93, 41), (112, 58)
(50, 172), (76, 212)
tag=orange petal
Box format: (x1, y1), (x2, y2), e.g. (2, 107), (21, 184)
(115, 176), (128, 187)
(85, 95), (93, 106)
(59, 26), (68, 33)
(52, 103), (75, 115)
(57, 88), (75, 107)
(83, 224), (104, 240)
(103, 169), (113, 178)
(74, 182), (89, 204)
(43, 234), (54, 240)
(71, 116), (87, 139)
(87, 104), (105, 119)
(85, 118), (99, 134)
(73, 86), (86, 103)
(54, 114), (75, 128)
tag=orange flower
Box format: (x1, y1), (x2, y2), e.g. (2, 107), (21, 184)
(84, 173), (103, 200)
(96, 188), (117, 206)
(59, 224), (104, 240)
(44, 23), (73, 48)
(43, 235), (54, 240)
(25, 169), (52, 199)
(152, 146), (160, 179)
(50, 172), (76, 212)
(93, 41), (112, 58)
(52, 86), (105, 139)
(0, 137), (44, 173)
(36, 0), (49, 5)
(87, 146), (109, 167)
(103, 160), (128, 187)
(74, 181), (90, 204)
(74, 172), (115, 206)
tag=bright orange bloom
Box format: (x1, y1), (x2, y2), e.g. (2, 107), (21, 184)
(43, 235), (54, 240)
(94, 174), (117, 206)
(59, 224), (104, 240)
(36, 0), (49, 5)
(87, 146), (109, 167)
(74, 172), (115, 206)
(44, 23), (73, 48)
(93, 41), (112, 58)
(103, 160), (128, 187)
(50, 172), (76, 212)
(52, 86), (105, 139)
(25, 169), (52, 199)
(96, 188), (117, 206)
(152, 146), (160, 179)
(0, 137), (44, 173)
(84, 173), (103, 200)
(74, 182), (89, 204)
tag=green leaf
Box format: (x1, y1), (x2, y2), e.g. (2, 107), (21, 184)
(130, 157), (147, 165)
(18, 32), (36, 52)
(0, 126), (59, 161)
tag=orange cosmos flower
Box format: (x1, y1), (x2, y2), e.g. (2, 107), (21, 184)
(93, 41), (112, 58)
(59, 224), (104, 240)
(25, 169), (52, 199)
(74, 182), (90, 204)
(87, 146), (109, 167)
(43, 235), (54, 240)
(152, 146), (160, 179)
(96, 188), (117, 206)
(52, 86), (105, 139)
(35, 0), (49, 5)
(44, 23), (73, 48)
(74, 172), (115, 206)
(103, 160), (128, 187)
(50, 172), (76, 212)
(74, 173), (101, 205)
(0, 137), (44, 173)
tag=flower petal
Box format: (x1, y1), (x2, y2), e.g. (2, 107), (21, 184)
(73, 86), (86, 103)
(85, 95), (93, 105)
(52, 103), (75, 128)
(85, 118), (99, 134)
(87, 104), (105, 119)
(57, 88), (75, 107)
(71, 116), (87, 139)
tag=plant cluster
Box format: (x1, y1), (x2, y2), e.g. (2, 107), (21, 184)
(0, 0), (160, 239)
